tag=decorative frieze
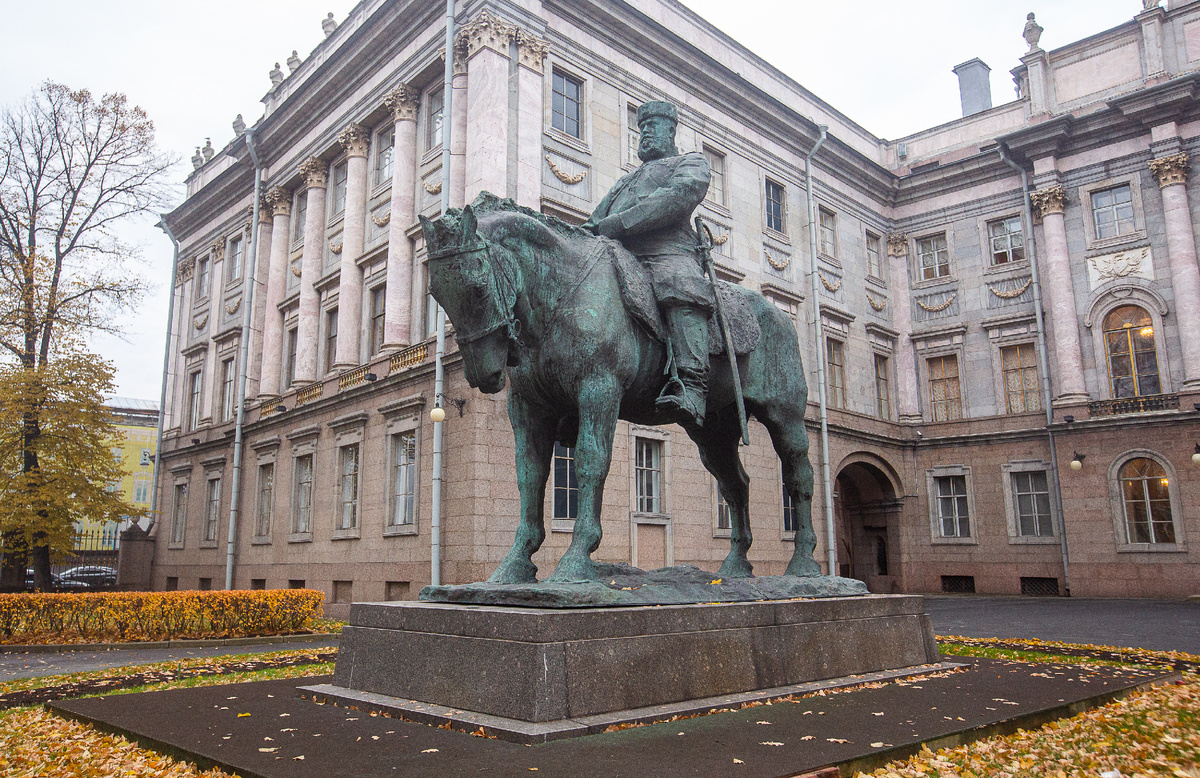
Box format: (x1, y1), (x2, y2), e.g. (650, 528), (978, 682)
(300, 157), (328, 189)
(384, 84), (419, 122)
(457, 9), (516, 59)
(1149, 152), (1188, 188)
(337, 123), (370, 158)
(1086, 246), (1153, 287)
(266, 186), (292, 217)
(1030, 185), (1067, 219)
(886, 233), (907, 257)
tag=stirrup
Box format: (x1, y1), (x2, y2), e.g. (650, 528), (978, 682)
(656, 379), (705, 427)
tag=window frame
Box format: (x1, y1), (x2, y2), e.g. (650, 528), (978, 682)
(826, 337), (847, 410)
(374, 124), (395, 188)
(702, 145), (727, 209)
(550, 69), (584, 141)
(865, 231), (884, 282)
(1101, 305), (1162, 400)
(625, 102), (640, 168)
(187, 370), (203, 431)
(915, 232), (951, 282)
(1108, 451), (1186, 552)
(926, 465), (976, 545)
(926, 353), (964, 422)
(551, 441), (579, 527)
(873, 353), (891, 420)
(386, 430), (418, 531)
(764, 177), (787, 236)
(195, 255), (211, 300)
(818, 206), (837, 259)
(225, 235), (244, 285)
(1079, 173), (1147, 252)
(424, 86), (444, 154)
(219, 356), (236, 422)
(634, 437), (664, 515)
(712, 479), (732, 538)
(201, 474), (222, 546)
(1001, 461), (1059, 544)
(329, 159), (348, 219)
(168, 479), (189, 549)
(254, 461), (274, 540)
(291, 190), (308, 246)
(369, 286), (386, 356)
(985, 215), (1026, 268)
(336, 442), (360, 532)
(290, 452), (315, 540)
(382, 406), (421, 536)
(323, 307), (339, 374)
(1000, 342), (1041, 414)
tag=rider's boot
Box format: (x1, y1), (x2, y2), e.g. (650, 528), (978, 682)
(656, 305), (709, 427)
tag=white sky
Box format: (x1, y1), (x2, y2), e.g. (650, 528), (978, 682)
(0, 0), (1143, 398)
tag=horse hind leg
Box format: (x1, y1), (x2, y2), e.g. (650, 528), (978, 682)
(757, 403), (822, 578)
(689, 411), (754, 578)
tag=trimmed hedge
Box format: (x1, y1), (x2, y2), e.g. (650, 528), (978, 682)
(0, 589), (325, 645)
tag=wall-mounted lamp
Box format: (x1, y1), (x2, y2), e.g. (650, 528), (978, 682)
(1192, 443), (1200, 465)
(429, 395), (466, 423)
(1070, 451), (1086, 471)
(364, 372), (378, 382)
(1062, 415), (1075, 423)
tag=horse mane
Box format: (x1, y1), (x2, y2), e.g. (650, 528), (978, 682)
(462, 191), (593, 245)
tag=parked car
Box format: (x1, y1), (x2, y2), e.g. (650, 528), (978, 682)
(24, 568), (89, 592)
(57, 565), (117, 589)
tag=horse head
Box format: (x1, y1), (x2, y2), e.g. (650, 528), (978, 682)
(420, 204), (517, 393)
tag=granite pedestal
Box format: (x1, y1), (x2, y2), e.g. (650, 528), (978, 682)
(310, 594), (940, 742)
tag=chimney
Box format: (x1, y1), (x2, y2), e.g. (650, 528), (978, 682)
(952, 58), (992, 116)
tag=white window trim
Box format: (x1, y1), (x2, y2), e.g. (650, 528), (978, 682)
(544, 61), (591, 154)
(384, 419), (421, 537)
(1080, 173), (1148, 254)
(817, 205), (838, 262)
(700, 142), (731, 215)
(865, 229), (886, 287)
(1001, 460), (1059, 544)
(926, 465), (977, 545)
(762, 174), (789, 241)
(1107, 450), (1187, 553)
(548, 441), (579, 534)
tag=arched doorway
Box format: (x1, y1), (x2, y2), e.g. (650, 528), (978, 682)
(834, 459), (902, 593)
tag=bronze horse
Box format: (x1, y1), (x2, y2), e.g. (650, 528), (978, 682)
(421, 194), (821, 583)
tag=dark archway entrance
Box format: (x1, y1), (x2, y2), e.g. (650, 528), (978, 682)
(834, 460), (902, 593)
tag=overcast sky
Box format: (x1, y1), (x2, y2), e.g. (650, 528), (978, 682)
(0, 0), (1143, 398)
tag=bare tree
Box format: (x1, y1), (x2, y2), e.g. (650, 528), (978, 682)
(0, 82), (174, 591)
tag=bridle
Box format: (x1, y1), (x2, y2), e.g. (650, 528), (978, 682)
(427, 241), (519, 347)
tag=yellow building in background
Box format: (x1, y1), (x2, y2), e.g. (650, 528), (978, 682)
(76, 398), (160, 550)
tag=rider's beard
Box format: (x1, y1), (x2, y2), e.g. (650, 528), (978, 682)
(638, 134), (677, 162)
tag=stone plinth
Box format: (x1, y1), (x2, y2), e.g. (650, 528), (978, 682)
(316, 595), (939, 740)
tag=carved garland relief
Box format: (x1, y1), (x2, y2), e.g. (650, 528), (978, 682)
(866, 291), (887, 311)
(764, 248), (790, 271)
(916, 293), (957, 313)
(989, 277), (1033, 299)
(545, 155), (587, 184)
(817, 271), (842, 293)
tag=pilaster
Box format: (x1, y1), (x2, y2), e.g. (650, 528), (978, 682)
(296, 157), (328, 385)
(1136, 4), (1167, 81)
(886, 234), (920, 421)
(247, 200), (275, 396)
(334, 124), (370, 369)
(1030, 185), (1088, 403)
(515, 29), (548, 208)
(259, 186), (292, 397)
(460, 9), (515, 203)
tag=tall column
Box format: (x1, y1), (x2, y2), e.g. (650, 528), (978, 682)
(295, 157), (328, 385)
(515, 30), (548, 208)
(1150, 152), (1200, 388)
(167, 257), (195, 430)
(887, 234), (921, 421)
(1031, 185), (1088, 402)
(460, 10), (514, 204)
(449, 45), (469, 209)
(334, 124), (369, 369)
(383, 85), (419, 349)
(247, 202), (273, 397)
(201, 239), (223, 422)
(259, 187), (291, 396)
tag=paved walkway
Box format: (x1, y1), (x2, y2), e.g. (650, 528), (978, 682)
(924, 595), (1199, 654)
(0, 638), (340, 682)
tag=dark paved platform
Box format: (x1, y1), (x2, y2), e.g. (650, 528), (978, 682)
(50, 657), (1172, 778)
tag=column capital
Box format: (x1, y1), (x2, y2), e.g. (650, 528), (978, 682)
(514, 29), (549, 71)
(338, 123), (370, 158)
(1149, 151), (1189, 188)
(385, 84), (420, 122)
(266, 186), (292, 216)
(886, 233), (907, 257)
(457, 8), (516, 59)
(211, 239), (226, 262)
(176, 255), (195, 285)
(300, 156), (328, 189)
(1030, 185), (1067, 219)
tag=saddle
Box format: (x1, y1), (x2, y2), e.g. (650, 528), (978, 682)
(606, 239), (760, 356)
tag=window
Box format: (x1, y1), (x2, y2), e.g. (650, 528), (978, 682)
(390, 433), (416, 527)
(1104, 306), (1161, 398)
(293, 454), (313, 534)
(703, 147), (725, 206)
(292, 191), (308, 243)
(170, 483), (188, 544)
(203, 477), (221, 543)
(1092, 184), (1135, 240)
(133, 477), (151, 504)
(927, 355), (962, 421)
(627, 104), (640, 163)
(551, 71), (582, 139)
(1120, 458), (1175, 544)
(285, 327), (299, 387)
(1001, 344), (1040, 413)
(1012, 471), (1052, 537)
(330, 161), (348, 216)
(220, 357), (236, 422)
(818, 208), (836, 258)
(782, 479), (797, 533)
(866, 232), (882, 279)
(375, 126), (395, 186)
(988, 216), (1024, 265)
(111, 446), (123, 463)
(716, 489), (732, 531)
(324, 309), (339, 373)
(874, 354), (890, 420)
(426, 87), (444, 151)
(196, 257), (211, 298)
(255, 463), (274, 537)
(553, 442), (578, 521)
(917, 234), (950, 280)
(370, 287), (386, 355)
(936, 475), (970, 538)
(634, 438), (662, 514)
(187, 371), (203, 431)
(338, 443), (359, 530)
(765, 179), (786, 234)
(826, 339), (846, 409)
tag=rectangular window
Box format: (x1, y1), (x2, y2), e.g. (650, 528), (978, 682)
(255, 463), (274, 537)
(826, 339), (846, 410)
(133, 477), (151, 504)
(194, 258), (210, 300)
(936, 475), (970, 537)
(634, 438), (662, 514)
(375, 126), (395, 186)
(866, 232), (883, 279)
(551, 71), (582, 139)
(170, 483), (188, 544)
(293, 454), (313, 533)
(988, 216), (1025, 265)
(292, 191), (308, 243)
(324, 309), (339, 373)
(426, 87), (444, 151)
(187, 371), (203, 431)
(339, 443), (359, 530)
(928, 355), (962, 421)
(818, 208), (837, 258)
(917, 233), (950, 280)
(203, 477), (221, 542)
(220, 357), (236, 422)
(390, 433), (416, 526)
(1013, 471), (1053, 537)
(553, 442), (578, 521)
(1001, 343), (1041, 414)
(716, 488), (732, 530)
(330, 161), (348, 216)
(1092, 184), (1135, 240)
(765, 179), (786, 234)
(874, 354), (891, 420)
(370, 287), (386, 355)
(703, 147), (725, 206)
(627, 104), (640, 163)
(782, 481), (797, 533)
(226, 236), (243, 284)
(285, 327), (298, 387)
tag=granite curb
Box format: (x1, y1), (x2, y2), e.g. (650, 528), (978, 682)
(0, 632), (338, 654)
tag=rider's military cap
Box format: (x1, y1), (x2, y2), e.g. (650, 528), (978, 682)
(637, 100), (678, 126)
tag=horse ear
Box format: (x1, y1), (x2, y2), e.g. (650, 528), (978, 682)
(460, 204), (478, 243)
(418, 214), (435, 247)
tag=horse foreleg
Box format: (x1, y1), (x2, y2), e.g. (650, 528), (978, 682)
(488, 393), (555, 584)
(547, 382), (620, 582)
(761, 405), (822, 577)
(687, 412), (754, 578)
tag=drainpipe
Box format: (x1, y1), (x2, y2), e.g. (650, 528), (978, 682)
(225, 128), (264, 590)
(429, 0), (456, 587)
(998, 144), (1071, 597)
(151, 219), (183, 534)
(804, 125), (835, 575)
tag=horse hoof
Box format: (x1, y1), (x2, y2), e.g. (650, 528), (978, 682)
(487, 560), (538, 584)
(545, 555), (601, 583)
(717, 557), (754, 579)
(784, 558), (823, 578)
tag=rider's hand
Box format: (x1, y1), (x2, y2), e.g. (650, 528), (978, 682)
(581, 220), (600, 236)
(595, 215), (624, 239)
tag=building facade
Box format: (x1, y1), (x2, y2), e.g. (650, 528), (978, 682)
(154, 0), (1200, 615)
(80, 398), (160, 550)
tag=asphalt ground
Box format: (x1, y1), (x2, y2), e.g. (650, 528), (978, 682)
(51, 657), (1171, 778)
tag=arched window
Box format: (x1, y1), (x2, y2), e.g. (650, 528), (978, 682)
(1103, 306), (1161, 398)
(1119, 458), (1175, 544)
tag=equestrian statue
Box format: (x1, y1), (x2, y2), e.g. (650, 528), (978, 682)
(420, 100), (821, 584)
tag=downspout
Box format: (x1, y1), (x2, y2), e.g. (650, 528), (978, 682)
(998, 144), (1071, 597)
(804, 126), (836, 575)
(225, 128), (264, 590)
(429, 0), (456, 587)
(151, 219), (182, 533)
